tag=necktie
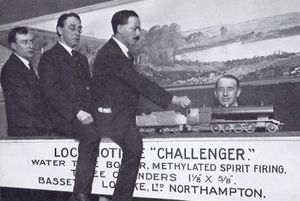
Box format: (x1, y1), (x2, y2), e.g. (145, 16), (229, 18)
(29, 63), (38, 77)
(72, 50), (77, 59)
(72, 50), (80, 64)
(127, 50), (134, 64)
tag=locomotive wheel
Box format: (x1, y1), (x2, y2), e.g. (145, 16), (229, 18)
(233, 123), (243, 133)
(246, 123), (256, 133)
(210, 124), (221, 133)
(162, 128), (170, 134)
(266, 123), (278, 133)
(222, 124), (232, 133)
(148, 129), (156, 135)
(173, 128), (180, 135)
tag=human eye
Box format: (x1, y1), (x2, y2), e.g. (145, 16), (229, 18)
(68, 25), (76, 31)
(217, 87), (224, 92)
(228, 87), (235, 91)
(20, 40), (28, 45)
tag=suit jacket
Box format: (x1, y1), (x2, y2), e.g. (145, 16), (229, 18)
(38, 43), (96, 136)
(0, 53), (52, 136)
(92, 38), (173, 136)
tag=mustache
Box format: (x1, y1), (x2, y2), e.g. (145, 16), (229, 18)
(134, 36), (140, 41)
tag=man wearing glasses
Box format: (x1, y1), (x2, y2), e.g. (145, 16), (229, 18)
(38, 13), (99, 201)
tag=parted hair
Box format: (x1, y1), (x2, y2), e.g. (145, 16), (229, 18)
(215, 74), (240, 89)
(56, 12), (81, 36)
(111, 10), (139, 34)
(8, 26), (29, 44)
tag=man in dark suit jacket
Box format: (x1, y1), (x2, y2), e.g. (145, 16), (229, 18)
(92, 10), (191, 201)
(38, 13), (99, 201)
(0, 26), (53, 201)
(1, 26), (52, 137)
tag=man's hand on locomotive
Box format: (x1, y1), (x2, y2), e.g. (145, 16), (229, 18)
(76, 110), (94, 125)
(171, 96), (192, 108)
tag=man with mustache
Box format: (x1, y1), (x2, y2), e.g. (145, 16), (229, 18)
(38, 13), (99, 201)
(214, 74), (241, 107)
(92, 10), (191, 201)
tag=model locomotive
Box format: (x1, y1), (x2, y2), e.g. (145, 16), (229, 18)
(136, 105), (283, 134)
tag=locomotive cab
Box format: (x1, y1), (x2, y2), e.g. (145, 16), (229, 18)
(186, 107), (212, 132)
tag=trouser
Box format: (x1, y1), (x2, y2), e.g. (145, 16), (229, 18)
(72, 120), (143, 201)
(110, 126), (143, 201)
(73, 120), (101, 194)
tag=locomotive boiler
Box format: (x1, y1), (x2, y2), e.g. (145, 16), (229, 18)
(136, 105), (283, 134)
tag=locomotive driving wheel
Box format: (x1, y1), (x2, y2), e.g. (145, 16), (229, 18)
(222, 124), (232, 133)
(210, 124), (221, 133)
(245, 123), (256, 133)
(233, 123), (243, 133)
(266, 123), (278, 133)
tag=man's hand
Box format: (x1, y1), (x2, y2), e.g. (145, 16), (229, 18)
(171, 96), (191, 108)
(76, 110), (94, 125)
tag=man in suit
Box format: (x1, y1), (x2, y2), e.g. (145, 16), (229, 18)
(0, 26), (52, 137)
(92, 10), (191, 201)
(214, 74), (241, 107)
(38, 13), (99, 201)
(0, 27), (53, 201)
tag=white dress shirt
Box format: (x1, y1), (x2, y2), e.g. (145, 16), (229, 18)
(112, 37), (130, 58)
(58, 41), (73, 56)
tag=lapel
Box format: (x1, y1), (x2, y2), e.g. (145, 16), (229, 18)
(10, 54), (38, 82)
(55, 43), (90, 83)
(109, 38), (134, 65)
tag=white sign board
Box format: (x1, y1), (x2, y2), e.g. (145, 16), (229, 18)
(0, 136), (300, 201)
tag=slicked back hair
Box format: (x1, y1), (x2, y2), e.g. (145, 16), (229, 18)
(215, 74), (240, 89)
(111, 10), (139, 34)
(56, 12), (81, 36)
(8, 26), (29, 44)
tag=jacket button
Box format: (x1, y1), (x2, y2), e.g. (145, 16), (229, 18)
(86, 86), (90, 90)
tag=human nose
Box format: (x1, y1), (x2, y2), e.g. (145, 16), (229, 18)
(76, 28), (82, 34)
(223, 89), (228, 97)
(28, 41), (34, 48)
(136, 29), (141, 36)
(74, 30), (81, 37)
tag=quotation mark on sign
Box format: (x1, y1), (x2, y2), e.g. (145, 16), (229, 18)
(248, 148), (255, 153)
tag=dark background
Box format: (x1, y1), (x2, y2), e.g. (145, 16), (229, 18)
(0, 0), (114, 25)
(1, 80), (300, 137)
(138, 81), (300, 132)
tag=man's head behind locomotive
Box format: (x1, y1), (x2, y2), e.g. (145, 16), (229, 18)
(214, 75), (241, 107)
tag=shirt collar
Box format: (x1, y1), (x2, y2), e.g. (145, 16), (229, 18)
(219, 101), (238, 107)
(232, 101), (238, 107)
(112, 37), (130, 58)
(58, 41), (73, 56)
(14, 53), (30, 69)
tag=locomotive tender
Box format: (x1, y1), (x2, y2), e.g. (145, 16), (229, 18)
(136, 105), (283, 134)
